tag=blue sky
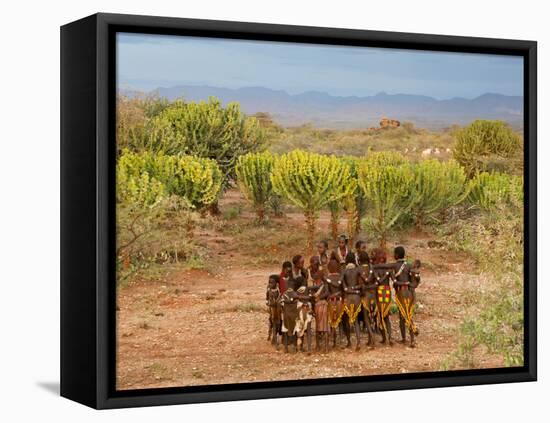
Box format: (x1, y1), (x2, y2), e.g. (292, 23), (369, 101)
(117, 33), (523, 100)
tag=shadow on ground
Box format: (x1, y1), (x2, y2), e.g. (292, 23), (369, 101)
(36, 381), (60, 396)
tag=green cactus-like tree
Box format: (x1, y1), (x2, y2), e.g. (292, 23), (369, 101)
(365, 150), (408, 167)
(145, 98), (266, 190)
(117, 150), (222, 210)
(341, 156), (369, 244)
(357, 152), (414, 249)
(235, 151), (275, 223)
(467, 172), (522, 210)
(453, 120), (522, 177)
(410, 160), (468, 226)
(327, 200), (342, 242)
(117, 154), (165, 208)
(271, 150), (355, 253)
(326, 169), (358, 242)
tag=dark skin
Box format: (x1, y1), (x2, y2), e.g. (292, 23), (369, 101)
(341, 262), (365, 350)
(292, 257), (309, 287)
(359, 263), (377, 348)
(369, 265), (393, 345)
(280, 284), (313, 353)
(306, 257), (321, 352)
(265, 278), (278, 302)
(266, 278), (281, 347)
(279, 264), (292, 294)
(354, 242), (370, 265)
(296, 288), (315, 353)
(309, 256), (322, 282)
(410, 259), (422, 297)
(331, 238), (350, 272)
(281, 265), (292, 279)
(375, 256), (421, 347)
(316, 242), (330, 277)
(326, 262), (345, 348)
(310, 268), (330, 353)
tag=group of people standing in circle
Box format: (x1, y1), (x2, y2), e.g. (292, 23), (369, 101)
(265, 235), (421, 353)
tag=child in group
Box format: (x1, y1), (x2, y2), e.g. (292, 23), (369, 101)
(309, 256), (329, 353)
(315, 240), (330, 279)
(295, 284), (314, 353)
(279, 261), (292, 294)
(341, 252), (364, 351)
(354, 240), (370, 266)
(265, 275), (282, 346)
(326, 258), (345, 348)
(358, 251), (376, 348)
(291, 255), (309, 288)
(331, 234), (350, 272)
(280, 276), (312, 353)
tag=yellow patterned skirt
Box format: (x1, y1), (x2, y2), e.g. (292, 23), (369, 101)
(361, 289), (378, 321)
(327, 296), (345, 329)
(395, 287), (418, 334)
(376, 285), (392, 331)
(344, 295), (362, 324)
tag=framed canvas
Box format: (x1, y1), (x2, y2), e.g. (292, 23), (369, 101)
(60, 13), (537, 409)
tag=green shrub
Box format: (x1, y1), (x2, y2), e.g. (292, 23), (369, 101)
(222, 205), (242, 220)
(467, 172), (522, 210)
(439, 203), (524, 369)
(410, 160), (467, 226)
(357, 152), (414, 248)
(145, 97), (266, 188)
(116, 195), (203, 286)
(116, 95), (170, 153)
(271, 150), (355, 252)
(117, 150), (222, 210)
(235, 151), (275, 223)
(453, 120), (522, 177)
(117, 165), (165, 208)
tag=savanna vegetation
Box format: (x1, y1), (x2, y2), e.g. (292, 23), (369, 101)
(116, 94), (525, 377)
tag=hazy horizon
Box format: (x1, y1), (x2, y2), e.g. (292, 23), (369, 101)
(120, 83), (523, 101)
(117, 33), (524, 100)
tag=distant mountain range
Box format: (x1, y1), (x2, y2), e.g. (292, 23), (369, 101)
(122, 85), (523, 130)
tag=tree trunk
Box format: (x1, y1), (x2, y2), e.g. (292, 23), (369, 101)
(256, 206), (265, 224)
(346, 200), (358, 247)
(305, 210), (317, 255)
(379, 235), (387, 251)
(329, 210), (339, 241)
(415, 213), (424, 229)
(354, 202), (362, 233)
(378, 210), (386, 251)
(208, 200), (221, 216)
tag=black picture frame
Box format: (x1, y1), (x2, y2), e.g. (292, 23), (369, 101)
(60, 12), (537, 409)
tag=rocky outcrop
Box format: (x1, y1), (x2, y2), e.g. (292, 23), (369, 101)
(380, 117), (401, 129)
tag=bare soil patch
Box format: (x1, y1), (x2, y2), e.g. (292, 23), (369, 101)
(116, 190), (503, 390)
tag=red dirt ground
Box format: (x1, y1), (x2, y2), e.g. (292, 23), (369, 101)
(116, 190), (504, 390)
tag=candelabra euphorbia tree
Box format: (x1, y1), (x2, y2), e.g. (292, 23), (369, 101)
(327, 169), (357, 242)
(271, 150), (354, 253)
(117, 150), (222, 211)
(357, 152), (414, 249)
(340, 156), (368, 245)
(453, 119), (522, 177)
(467, 171), (520, 210)
(410, 159), (467, 226)
(235, 151), (275, 223)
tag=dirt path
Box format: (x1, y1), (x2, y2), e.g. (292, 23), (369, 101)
(116, 191), (503, 390)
